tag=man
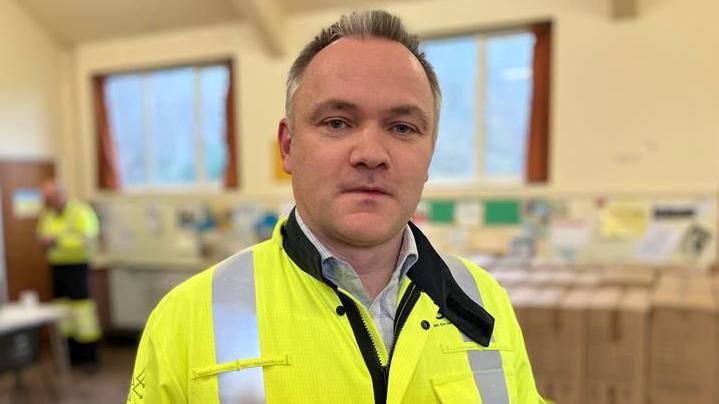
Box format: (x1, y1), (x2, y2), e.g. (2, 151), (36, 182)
(129, 10), (543, 403)
(37, 179), (102, 366)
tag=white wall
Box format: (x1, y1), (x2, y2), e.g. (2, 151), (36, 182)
(67, 0), (719, 200)
(292, 0), (719, 195)
(0, 0), (65, 160)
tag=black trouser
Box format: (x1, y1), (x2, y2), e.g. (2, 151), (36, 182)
(51, 263), (99, 366)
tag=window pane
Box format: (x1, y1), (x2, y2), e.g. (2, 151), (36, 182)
(147, 67), (196, 184)
(200, 65), (229, 183)
(105, 74), (146, 186)
(422, 37), (478, 181)
(484, 33), (535, 177)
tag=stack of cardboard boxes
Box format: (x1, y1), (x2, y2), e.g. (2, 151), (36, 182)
(586, 287), (650, 404)
(499, 264), (717, 404)
(649, 274), (717, 404)
(512, 287), (587, 402)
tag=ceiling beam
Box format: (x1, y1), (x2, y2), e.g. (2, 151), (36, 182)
(232, 0), (287, 57)
(609, 0), (639, 19)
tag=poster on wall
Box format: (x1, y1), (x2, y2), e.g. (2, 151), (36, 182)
(634, 223), (684, 263)
(456, 199), (482, 227)
(599, 201), (649, 240)
(12, 188), (43, 219)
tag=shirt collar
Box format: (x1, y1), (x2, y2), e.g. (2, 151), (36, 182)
(294, 211), (418, 298)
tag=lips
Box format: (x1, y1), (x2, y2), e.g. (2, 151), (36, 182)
(343, 185), (390, 196)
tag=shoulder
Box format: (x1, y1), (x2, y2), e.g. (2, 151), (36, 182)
(66, 199), (97, 218)
(442, 254), (515, 323)
(147, 267), (215, 332)
(67, 199), (91, 211)
(148, 243), (270, 327)
(442, 255), (507, 300)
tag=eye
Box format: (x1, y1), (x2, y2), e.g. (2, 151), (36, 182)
(392, 123), (417, 135)
(325, 119), (349, 130)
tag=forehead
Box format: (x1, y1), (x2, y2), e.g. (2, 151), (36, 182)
(296, 37), (434, 118)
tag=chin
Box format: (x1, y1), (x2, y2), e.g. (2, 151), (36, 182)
(338, 217), (403, 246)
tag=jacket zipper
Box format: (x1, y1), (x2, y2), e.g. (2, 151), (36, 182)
(333, 282), (422, 404)
(386, 283), (422, 374)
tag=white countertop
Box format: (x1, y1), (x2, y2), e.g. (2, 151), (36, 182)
(0, 303), (66, 334)
(92, 254), (217, 272)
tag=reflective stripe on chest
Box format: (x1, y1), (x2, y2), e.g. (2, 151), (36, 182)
(212, 250), (266, 403)
(443, 255), (509, 404)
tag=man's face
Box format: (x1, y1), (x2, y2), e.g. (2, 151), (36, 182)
(279, 37), (435, 248)
(41, 181), (66, 211)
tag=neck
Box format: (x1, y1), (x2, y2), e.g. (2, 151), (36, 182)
(305, 219), (405, 300)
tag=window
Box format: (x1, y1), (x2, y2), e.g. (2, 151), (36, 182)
(95, 62), (236, 190)
(422, 26), (549, 184)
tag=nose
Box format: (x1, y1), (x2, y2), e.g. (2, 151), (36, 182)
(349, 126), (390, 170)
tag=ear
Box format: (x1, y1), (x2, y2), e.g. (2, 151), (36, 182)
(277, 118), (293, 174)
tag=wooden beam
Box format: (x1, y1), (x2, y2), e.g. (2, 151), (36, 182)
(232, 0), (287, 57)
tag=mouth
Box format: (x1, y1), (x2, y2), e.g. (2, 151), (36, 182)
(343, 185), (390, 197)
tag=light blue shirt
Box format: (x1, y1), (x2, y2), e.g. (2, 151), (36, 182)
(295, 212), (418, 352)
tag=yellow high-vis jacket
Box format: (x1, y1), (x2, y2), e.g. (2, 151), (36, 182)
(128, 212), (543, 403)
(36, 199), (99, 265)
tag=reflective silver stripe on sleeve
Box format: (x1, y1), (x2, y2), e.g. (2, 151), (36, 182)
(212, 250), (265, 403)
(443, 255), (510, 404)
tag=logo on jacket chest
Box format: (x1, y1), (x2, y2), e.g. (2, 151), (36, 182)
(433, 311), (452, 328)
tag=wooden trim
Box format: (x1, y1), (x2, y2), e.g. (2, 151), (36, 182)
(526, 22), (552, 183)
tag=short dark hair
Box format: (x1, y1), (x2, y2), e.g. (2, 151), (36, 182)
(285, 10), (441, 138)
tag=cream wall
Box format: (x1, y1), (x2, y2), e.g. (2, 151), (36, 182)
(0, 0), (65, 160)
(67, 0), (719, 201)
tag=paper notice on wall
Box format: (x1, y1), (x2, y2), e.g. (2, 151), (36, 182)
(549, 219), (592, 248)
(600, 202), (649, 240)
(106, 227), (137, 252)
(695, 199), (716, 221)
(634, 223), (684, 263)
(145, 204), (164, 236)
(12, 189), (42, 218)
(680, 224), (713, 258)
(456, 200), (482, 227)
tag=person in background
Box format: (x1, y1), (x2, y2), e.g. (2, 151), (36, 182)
(37, 179), (102, 368)
(129, 10), (543, 403)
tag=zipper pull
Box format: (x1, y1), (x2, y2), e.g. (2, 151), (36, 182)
(382, 365), (389, 384)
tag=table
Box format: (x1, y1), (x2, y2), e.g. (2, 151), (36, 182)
(0, 303), (69, 386)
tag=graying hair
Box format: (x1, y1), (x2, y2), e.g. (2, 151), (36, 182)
(284, 10), (441, 139)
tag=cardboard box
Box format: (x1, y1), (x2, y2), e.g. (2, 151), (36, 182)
(599, 265), (656, 288)
(650, 275), (718, 404)
(574, 271), (602, 289)
(586, 287), (650, 404)
(511, 287), (589, 403)
(553, 288), (591, 404)
(491, 268), (530, 289)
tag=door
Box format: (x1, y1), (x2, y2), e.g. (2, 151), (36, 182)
(0, 159), (55, 301)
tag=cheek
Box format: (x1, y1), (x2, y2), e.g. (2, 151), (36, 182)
(292, 145), (343, 188)
(400, 151), (432, 181)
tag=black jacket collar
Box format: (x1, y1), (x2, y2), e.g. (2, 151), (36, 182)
(281, 209), (494, 346)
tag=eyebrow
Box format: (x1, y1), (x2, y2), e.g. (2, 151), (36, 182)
(307, 99), (359, 123)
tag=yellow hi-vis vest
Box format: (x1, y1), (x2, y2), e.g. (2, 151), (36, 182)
(36, 199), (99, 265)
(128, 213), (544, 403)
